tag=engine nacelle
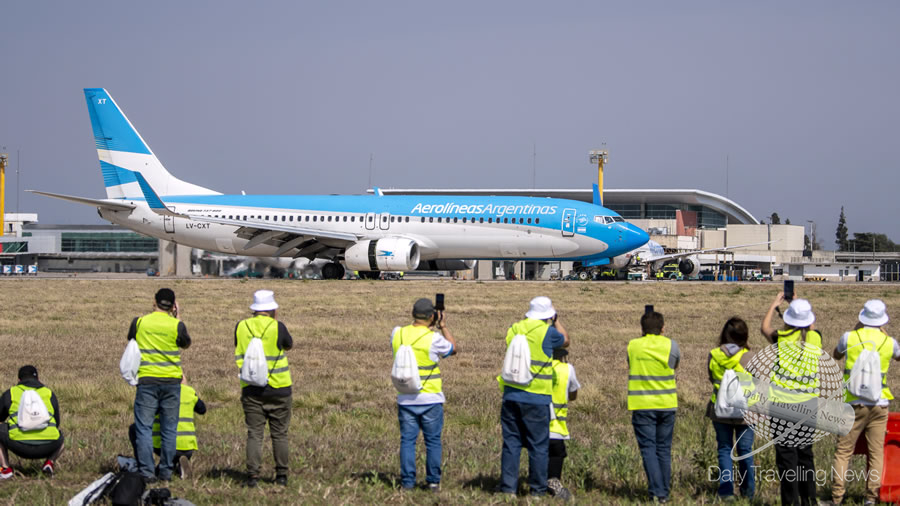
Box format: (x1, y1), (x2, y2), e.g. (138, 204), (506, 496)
(416, 259), (477, 271)
(344, 238), (420, 272)
(609, 254), (633, 270)
(678, 255), (701, 278)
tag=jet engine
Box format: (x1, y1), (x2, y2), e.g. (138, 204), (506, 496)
(416, 259), (477, 271)
(678, 255), (701, 278)
(344, 238), (420, 272)
(609, 253), (633, 270)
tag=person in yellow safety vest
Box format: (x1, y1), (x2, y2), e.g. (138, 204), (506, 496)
(498, 296), (569, 497)
(391, 298), (457, 492)
(546, 348), (581, 501)
(706, 317), (756, 501)
(128, 377), (206, 480)
(0, 366), (64, 480)
(761, 292), (822, 506)
(627, 309), (680, 503)
(128, 288), (191, 484)
(234, 290), (294, 488)
(831, 300), (900, 505)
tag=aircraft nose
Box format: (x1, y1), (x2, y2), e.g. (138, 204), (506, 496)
(621, 223), (649, 252)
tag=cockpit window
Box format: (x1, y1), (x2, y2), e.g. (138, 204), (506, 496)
(593, 216), (605, 224)
(612, 216), (625, 222)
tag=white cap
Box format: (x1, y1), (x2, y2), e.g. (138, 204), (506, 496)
(784, 299), (815, 328)
(859, 299), (889, 327)
(525, 296), (556, 320)
(250, 290), (279, 312)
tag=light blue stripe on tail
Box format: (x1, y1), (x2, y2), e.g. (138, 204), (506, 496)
(84, 89), (151, 155)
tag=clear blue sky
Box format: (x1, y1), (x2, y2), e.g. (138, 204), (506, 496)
(2, 1), (898, 246)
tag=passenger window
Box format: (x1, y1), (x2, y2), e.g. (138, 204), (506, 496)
(429, 217), (434, 223)
(343, 216), (348, 222)
(527, 218), (532, 224)
(536, 218), (540, 224)
(350, 216), (355, 222)
(437, 217), (442, 223)
(488, 218), (493, 223)
(519, 218), (524, 224)
(313, 216), (317, 222)
(503, 218), (508, 224)
(479, 217), (484, 223)
(405, 217), (409, 223)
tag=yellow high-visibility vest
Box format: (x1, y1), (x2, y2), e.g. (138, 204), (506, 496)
(709, 347), (749, 404)
(235, 315), (291, 389)
(392, 325), (442, 394)
(136, 311), (183, 380)
(152, 384), (199, 451)
(549, 360), (571, 438)
(843, 328), (895, 403)
(8, 385), (59, 442)
(627, 334), (677, 410)
(499, 319), (554, 396)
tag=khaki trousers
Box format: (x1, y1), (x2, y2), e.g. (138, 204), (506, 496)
(241, 394), (292, 478)
(831, 404), (888, 503)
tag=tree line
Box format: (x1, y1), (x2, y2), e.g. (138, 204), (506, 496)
(767, 209), (898, 252)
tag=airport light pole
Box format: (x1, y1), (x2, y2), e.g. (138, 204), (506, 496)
(589, 149), (608, 205)
(0, 153), (6, 237)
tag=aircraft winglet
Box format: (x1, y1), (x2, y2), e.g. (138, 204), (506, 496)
(592, 184), (601, 206)
(373, 186), (384, 197)
(134, 173), (184, 217)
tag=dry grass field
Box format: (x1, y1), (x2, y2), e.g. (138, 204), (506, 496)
(0, 279), (899, 505)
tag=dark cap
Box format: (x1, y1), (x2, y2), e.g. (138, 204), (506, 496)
(155, 288), (175, 310)
(412, 298), (435, 319)
(18, 365), (38, 381)
(553, 348), (569, 360)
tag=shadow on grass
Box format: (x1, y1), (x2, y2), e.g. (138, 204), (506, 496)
(204, 467), (248, 484)
(351, 470), (401, 489)
(578, 472), (644, 498)
(461, 473), (501, 493)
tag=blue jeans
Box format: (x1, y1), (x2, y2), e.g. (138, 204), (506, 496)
(500, 400), (550, 495)
(712, 421), (755, 498)
(134, 383), (181, 479)
(398, 403), (444, 488)
(632, 410), (675, 500)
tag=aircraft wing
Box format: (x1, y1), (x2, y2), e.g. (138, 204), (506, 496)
(186, 214), (360, 243)
(27, 190), (136, 212)
(641, 240), (777, 264)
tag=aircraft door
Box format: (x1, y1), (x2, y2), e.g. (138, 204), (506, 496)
(561, 208), (575, 237)
(164, 207), (175, 234)
(379, 213), (391, 230)
(365, 212), (376, 230)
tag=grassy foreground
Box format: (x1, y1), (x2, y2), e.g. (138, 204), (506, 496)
(0, 279), (898, 505)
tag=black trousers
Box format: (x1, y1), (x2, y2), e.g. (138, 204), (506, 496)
(548, 439), (567, 480)
(774, 443), (816, 506)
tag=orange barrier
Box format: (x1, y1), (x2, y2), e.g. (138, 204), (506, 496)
(850, 411), (900, 504)
(882, 412), (900, 504)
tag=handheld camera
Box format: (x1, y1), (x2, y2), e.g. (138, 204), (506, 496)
(784, 280), (794, 302)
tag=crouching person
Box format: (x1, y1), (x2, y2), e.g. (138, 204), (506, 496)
(0, 366), (64, 479)
(548, 348), (581, 500)
(129, 378), (206, 480)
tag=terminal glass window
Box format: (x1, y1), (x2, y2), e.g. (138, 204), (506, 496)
(605, 203), (642, 219)
(646, 204), (677, 219)
(61, 232), (158, 253)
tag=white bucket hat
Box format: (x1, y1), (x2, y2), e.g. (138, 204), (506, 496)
(525, 296), (556, 320)
(859, 299), (889, 327)
(250, 289), (279, 312)
(783, 299), (815, 328)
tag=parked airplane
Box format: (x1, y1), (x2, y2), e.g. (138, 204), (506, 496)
(607, 238), (775, 278)
(31, 88), (649, 279)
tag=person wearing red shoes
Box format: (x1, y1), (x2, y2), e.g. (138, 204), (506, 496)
(0, 365), (65, 479)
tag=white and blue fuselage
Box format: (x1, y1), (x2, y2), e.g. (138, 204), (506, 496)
(35, 88), (649, 277)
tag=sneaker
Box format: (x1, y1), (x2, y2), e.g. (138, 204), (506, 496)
(428, 483), (440, 494)
(244, 477), (259, 488)
(275, 475), (288, 487)
(0, 467), (12, 480)
(178, 456), (191, 480)
(41, 460), (54, 477)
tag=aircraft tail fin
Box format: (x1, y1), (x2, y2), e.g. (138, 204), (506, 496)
(83, 88), (220, 199)
(592, 183), (601, 206)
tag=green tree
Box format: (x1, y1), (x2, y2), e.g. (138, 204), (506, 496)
(785, 218), (791, 225)
(770, 212), (781, 225)
(835, 207), (849, 251)
(847, 232), (899, 252)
